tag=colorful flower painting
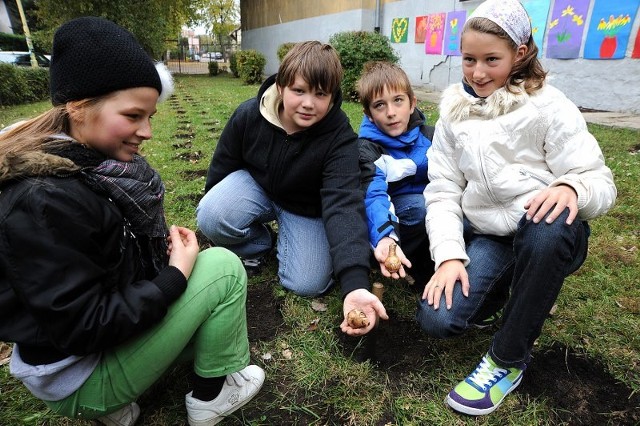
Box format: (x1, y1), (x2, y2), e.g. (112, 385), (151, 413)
(521, 0), (551, 57)
(425, 13), (446, 55)
(415, 16), (427, 43)
(391, 17), (409, 43)
(584, 0), (639, 59)
(442, 10), (466, 56)
(633, 29), (640, 58)
(546, 0), (589, 59)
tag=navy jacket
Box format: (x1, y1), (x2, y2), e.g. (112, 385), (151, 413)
(203, 75), (371, 296)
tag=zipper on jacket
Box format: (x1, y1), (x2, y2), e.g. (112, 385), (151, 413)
(519, 168), (551, 186)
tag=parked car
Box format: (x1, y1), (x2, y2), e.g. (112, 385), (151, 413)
(0, 51), (51, 67)
(199, 52), (223, 62)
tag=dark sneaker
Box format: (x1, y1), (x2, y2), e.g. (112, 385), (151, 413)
(472, 310), (502, 329)
(446, 354), (525, 415)
(241, 257), (264, 277)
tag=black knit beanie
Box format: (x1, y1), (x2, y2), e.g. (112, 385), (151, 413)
(50, 16), (164, 105)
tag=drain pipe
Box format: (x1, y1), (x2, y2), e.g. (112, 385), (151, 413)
(374, 0), (381, 33)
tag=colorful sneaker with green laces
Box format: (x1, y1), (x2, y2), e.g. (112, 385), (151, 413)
(446, 354), (525, 415)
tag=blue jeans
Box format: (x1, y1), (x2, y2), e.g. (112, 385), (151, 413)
(392, 193), (433, 284)
(415, 209), (589, 368)
(196, 169), (333, 296)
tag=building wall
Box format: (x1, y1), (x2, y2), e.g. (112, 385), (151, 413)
(241, 0), (640, 113)
(0, 0), (13, 34)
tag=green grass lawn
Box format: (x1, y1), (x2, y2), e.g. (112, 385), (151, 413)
(0, 74), (638, 425)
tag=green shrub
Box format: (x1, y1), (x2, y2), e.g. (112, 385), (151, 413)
(208, 61), (219, 76)
(0, 33), (28, 51)
(235, 50), (266, 85)
(0, 64), (50, 106)
(277, 42), (297, 62)
(229, 52), (239, 77)
(329, 31), (399, 101)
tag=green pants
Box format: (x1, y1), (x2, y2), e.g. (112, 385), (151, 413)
(46, 247), (249, 420)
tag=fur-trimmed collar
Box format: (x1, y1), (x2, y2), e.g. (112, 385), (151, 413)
(0, 139), (105, 184)
(439, 83), (530, 123)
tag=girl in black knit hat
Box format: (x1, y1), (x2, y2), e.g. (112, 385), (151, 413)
(0, 16), (263, 426)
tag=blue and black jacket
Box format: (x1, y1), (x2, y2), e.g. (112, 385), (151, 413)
(358, 109), (434, 247)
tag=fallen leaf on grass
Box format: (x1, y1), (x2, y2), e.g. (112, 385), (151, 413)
(0, 342), (12, 366)
(282, 348), (293, 360)
(306, 318), (320, 331)
(311, 300), (327, 312)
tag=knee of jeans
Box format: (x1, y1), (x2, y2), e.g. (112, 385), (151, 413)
(517, 210), (578, 254)
(196, 204), (222, 239)
(415, 299), (463, 338)
(280, 274), (333, 298)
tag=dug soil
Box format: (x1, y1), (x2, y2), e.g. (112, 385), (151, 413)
(245, 283), (640, 425)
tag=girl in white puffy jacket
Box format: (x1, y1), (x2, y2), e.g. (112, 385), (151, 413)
(416, 0), (617, 416)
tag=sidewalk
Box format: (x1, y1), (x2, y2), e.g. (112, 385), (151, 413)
(413, 87), (640, 131)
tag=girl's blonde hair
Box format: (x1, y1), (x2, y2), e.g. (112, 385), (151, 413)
(0, 98), (102, 164)
(356, 61), (415, 115)
(463, 18), (547, 95)
(276, 41), (343, 96)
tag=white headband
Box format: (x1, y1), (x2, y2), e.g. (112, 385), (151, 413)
(467, 0), (531, 46)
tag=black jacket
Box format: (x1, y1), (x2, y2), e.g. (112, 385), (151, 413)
(203, 75), (371, 296)
(0, 148), (186, 365)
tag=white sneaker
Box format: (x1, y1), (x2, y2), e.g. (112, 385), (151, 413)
(95, 402), (140, 426)
(186, 365), (265, 426)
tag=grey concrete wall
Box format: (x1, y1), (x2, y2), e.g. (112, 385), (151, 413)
(243, 9), (375, 76)
(242, 0), (640, 113)
(0, 1), (13, 34)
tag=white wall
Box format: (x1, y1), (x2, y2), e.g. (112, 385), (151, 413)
(242, 0), (640, 113)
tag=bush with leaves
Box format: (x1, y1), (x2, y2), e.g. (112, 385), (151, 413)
(329, 31), (399, 101)
(0, 33), (28, 51)
(277, 42), (297, 62)
(229, 52), (239, 77)
(208, 61), (219, 76)
(0, 64), (50, 106)
(235, 49), (266, 85)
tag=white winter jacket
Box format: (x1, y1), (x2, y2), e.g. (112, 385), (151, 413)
(425, 82), (617, 269)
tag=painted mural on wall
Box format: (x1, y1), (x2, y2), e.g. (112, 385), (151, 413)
(425, 13), (446, 54)
(633, 29), (640, 58)
(442, 11), (466, 56)
(522, 0), (551, 57)
(583, 0), (638, 59)
(406, 0), (640, 60)
(391, 17), (409, 43)
(545, 0), (588, 58)
(415, 16), (427, 43)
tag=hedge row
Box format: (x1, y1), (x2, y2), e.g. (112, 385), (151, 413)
(0, 64), (50, 106)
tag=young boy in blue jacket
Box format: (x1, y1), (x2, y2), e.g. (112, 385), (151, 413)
(357, 61), (435, 287)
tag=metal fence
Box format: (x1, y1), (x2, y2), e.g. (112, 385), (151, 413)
(165, 41), (237, 75)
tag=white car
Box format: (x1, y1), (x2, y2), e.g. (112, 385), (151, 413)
(200, 52), (223, 62)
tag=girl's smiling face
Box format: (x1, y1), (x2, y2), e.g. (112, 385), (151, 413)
(461, 29), (526, 98)
(68, 87), (159, 162)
